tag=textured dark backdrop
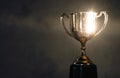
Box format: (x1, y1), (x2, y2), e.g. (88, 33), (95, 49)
(0, 0), (120, 78)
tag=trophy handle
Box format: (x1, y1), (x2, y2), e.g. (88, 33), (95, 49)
(60, 13), (73, 37)
(95, 11), (108, 36)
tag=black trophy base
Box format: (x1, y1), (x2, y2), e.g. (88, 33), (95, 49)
(69, 54), (98, 78)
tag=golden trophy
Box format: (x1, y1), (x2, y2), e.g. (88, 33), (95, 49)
(60, 11), (108, 78)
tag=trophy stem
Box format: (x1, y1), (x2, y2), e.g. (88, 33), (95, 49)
(81, 49), (86, 55)
(81, 44), (86, 55)
(80, 37), (87, 55)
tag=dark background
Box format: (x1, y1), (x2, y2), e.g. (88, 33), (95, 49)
(0, 0), (120, 78)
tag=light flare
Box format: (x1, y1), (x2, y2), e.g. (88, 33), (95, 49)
(85, 11), (96, 34)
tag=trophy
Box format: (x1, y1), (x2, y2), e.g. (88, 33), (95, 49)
(60, 11), (108, 78)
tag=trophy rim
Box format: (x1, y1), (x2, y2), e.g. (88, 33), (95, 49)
(70, 11), (106, 15)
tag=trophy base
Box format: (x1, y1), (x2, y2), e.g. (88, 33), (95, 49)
(69, 54), (98, 78)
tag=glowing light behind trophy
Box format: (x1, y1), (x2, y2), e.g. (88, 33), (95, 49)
(85, 11), (96, 34)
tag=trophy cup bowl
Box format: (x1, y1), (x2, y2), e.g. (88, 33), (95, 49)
(60, 11), (108, 78)
(60, 11), (108, 53)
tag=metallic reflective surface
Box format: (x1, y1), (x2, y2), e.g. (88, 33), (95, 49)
(61, 11), (108, 54)
(61, 11), (108, 41)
